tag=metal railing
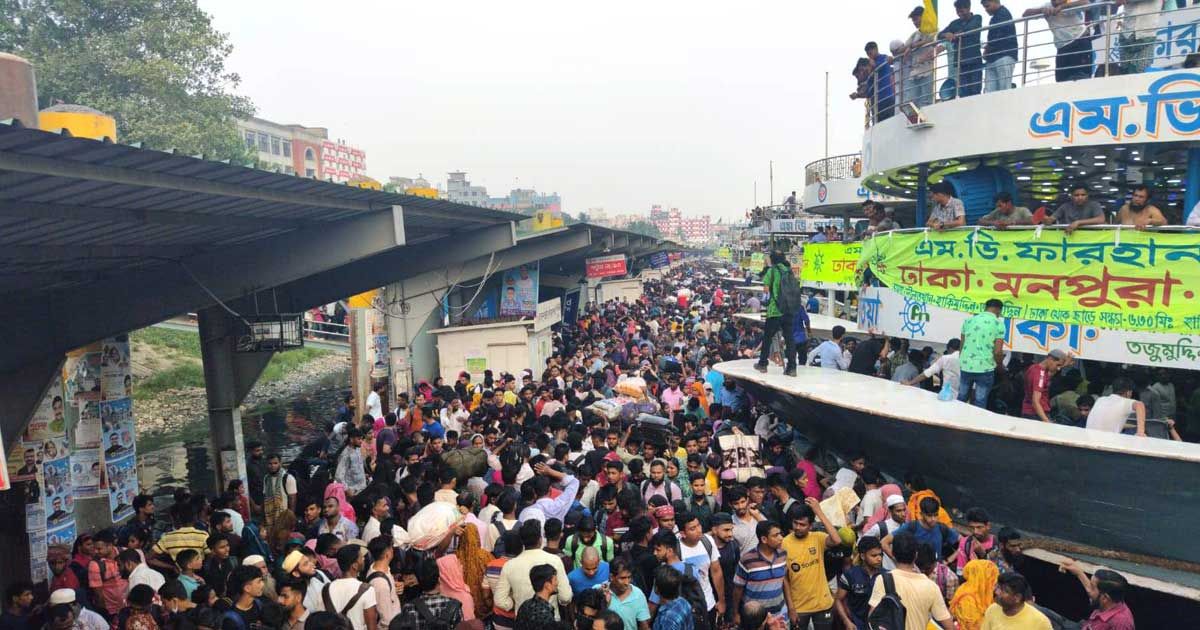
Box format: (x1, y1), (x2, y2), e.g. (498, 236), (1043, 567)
(301, 316), (349, 341)
(860, 223), (1200, 242)
(861, 2), (1184, 126)
(804, 153), (863, 185)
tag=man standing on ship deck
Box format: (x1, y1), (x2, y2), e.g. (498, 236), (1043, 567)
(958, 299), (1006, 409)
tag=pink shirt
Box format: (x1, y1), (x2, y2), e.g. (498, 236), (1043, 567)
(661, 387), (685, 411)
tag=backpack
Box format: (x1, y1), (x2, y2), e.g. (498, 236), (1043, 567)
(678, 563), (712, 630)
(770, 264), (804, 316)
(491, 513), (512, 556)
(565, 533), (615, 563)
(867, 572), (906, 630)
(640, 479), (679, 503)
(322, 582), (371, 617)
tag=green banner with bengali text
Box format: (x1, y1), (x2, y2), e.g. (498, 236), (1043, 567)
(859, 229), (1200, 334)
(801, 242), (862, 288)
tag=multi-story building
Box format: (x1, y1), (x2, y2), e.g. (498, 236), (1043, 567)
(446, 171), (491, 206)
(680, 215), (713, 243)
(237, 117), (362, 181)
(321, 139), (366, 183)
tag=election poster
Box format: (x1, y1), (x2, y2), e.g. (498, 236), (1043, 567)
(100, 398), (135, 462)
(64, 349), (103, 407)
(71, 450), (103, 499)
(43, 456), (72, 528)
(75, 400), (101, 450)
(105, 453), (137, 522)
(46, 520), (76, 548)
(499, 263), (539, 317)
(28, 529), (47, 584)
(100, 336), (131, 400)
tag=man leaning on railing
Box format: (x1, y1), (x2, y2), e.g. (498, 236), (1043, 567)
(981, 0), (1018, 92)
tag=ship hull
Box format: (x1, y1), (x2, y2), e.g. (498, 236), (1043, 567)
(716, 360), (1200, 565)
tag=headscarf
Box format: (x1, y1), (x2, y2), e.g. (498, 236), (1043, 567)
(949, 560), (1000, 630)
(455, 524), (494, 620)
(863, 483), (903, 532)
(436, 554), (476, 620)
(796, 459), (823, 500)
(907, 488), (953, 526)
(689, 381), (710, 414)
(323, 482), (356, 521)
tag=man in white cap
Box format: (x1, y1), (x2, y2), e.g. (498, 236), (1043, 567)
(48, 589), (109, 630)
(861, 495), (907, 570)
(243, 555), (277, 600)
(283, 548), (331, 616)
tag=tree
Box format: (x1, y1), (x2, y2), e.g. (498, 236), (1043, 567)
(624, 220), (663, 239)
(1, 0), (255, 161)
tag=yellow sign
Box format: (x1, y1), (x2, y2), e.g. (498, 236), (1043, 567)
(801, 242), (861, 289)
(347, 289), (379, 309)
(746, 252), (765, 272)
(715, 247), (732, 261)
(859, 229), (1200, 334)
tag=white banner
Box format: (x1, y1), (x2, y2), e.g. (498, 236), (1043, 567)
(858, 287), (1200, 369)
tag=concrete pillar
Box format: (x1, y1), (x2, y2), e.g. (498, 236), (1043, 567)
(198, 307), (273, 492)
(382, 282), (441, 395)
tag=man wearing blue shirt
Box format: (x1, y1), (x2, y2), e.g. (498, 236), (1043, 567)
(940, 0), (984, 97)
(881, 498), (959, 562)
(567, 548), (610, 594)
(809, 326), (849, 370)
(982, 0), (1018, 92)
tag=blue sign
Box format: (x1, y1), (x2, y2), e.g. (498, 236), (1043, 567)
(562, 290), (581, 325)
(649, 252), (670, 268)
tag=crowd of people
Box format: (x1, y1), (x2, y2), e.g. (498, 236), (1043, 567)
(0, 262), (1143, 630)
(853, 1), (1177, 121)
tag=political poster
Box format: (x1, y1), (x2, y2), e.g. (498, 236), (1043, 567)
(585, 254), (627, 279)
(499, 263), (540, 316)
(75, 400), (101, 450)
(100, 336), (131, 400)
(105, 453), (137, 522)
(71, 450), (103, 499)
(43, 456), (72, 528)
(46, 520), (76, 548)
(64, 349), (103, 407)
(28, 529), (47, 584)
(100, 398), (135, 462)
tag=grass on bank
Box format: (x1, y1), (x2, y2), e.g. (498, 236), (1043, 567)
(131, 326), (331, 400)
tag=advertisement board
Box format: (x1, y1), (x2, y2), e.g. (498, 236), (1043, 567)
(860, 228), (1200, 335)
(586, 254), (628, 279)
(800, 242), (861, 290)
(649, 252), (670, 269)
(499, 263), (540, 316)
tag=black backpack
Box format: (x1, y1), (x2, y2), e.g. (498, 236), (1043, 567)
(679, 563), (712, 630)
(411, 598), (458, 630)
(491, 513), (511, 556)
(867, 572), (906, 630)
(772, 265), (805, 316)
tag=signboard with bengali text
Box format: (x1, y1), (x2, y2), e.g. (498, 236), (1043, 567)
(586, 254), (628, 279)
(860, 229), (1200, 335)
(801, 242), (861, 290)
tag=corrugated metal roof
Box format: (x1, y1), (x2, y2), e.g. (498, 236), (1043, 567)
(0, 123), (523, 295)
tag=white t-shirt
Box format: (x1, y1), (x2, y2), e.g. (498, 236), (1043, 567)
(366, 391), (382, 419)
(1086, 394), (1138, 434)
(1043, 2), (1087, 49)
(321, 578), (378, 630)
(679, 537), (721, 610)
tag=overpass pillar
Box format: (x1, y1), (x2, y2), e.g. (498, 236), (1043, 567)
(198, 306), (274, 492)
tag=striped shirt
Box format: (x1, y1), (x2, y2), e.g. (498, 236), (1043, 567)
(733, 546), (788, 614)
(484, 557), (515, 625)
(151, 526), (208, 559)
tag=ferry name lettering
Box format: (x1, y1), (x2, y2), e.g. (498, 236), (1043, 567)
(896, 263), (976, 290)
(1125, 338), (1198, 363)
(988, 268), (1181, 309)
(1155, 20), (1200, 62)
(1027, 72), (1200, 142)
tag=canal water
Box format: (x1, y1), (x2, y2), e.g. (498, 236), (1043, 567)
(136, 369), (348, 496)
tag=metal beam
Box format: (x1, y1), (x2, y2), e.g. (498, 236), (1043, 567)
(261, 222), (520, 312)
(0, 200), (314, 231)
(0, 243), (205, 261)
(3, 207), (409, 375)
(0, 152), (496, 222)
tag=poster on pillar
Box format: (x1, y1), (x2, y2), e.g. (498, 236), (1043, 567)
(100, 336), (131, 400)
(105, 453), (137, 522)
(63, 346), (103, 408)
(499, 263), (540, 317)
(100, 398), (135, 462)
(71, 450), (102, 499)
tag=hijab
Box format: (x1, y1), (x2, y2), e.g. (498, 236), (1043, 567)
(435, 554), (476, 620)
(949, 560), (1000, 630)
(323, 482), (356, 521)
(863, 484), (903, 532)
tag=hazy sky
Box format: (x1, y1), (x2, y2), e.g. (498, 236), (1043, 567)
(202, 0), (1049, 221)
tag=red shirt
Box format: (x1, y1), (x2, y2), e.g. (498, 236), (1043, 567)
(1083, 602), (1135, 630)
(1021, 363), (1051, 416)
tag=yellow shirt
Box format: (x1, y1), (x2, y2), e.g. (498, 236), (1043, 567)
(503, 390), (518, 407)
(868, 569), (950, 630)
(781, 531), (833, 612)
(981, 603), (1053, 630)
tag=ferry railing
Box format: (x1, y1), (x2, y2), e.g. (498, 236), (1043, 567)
(804, 153), (863, 185)
(860, 223), (1200, 242)
(862, 1), (1185, 126)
